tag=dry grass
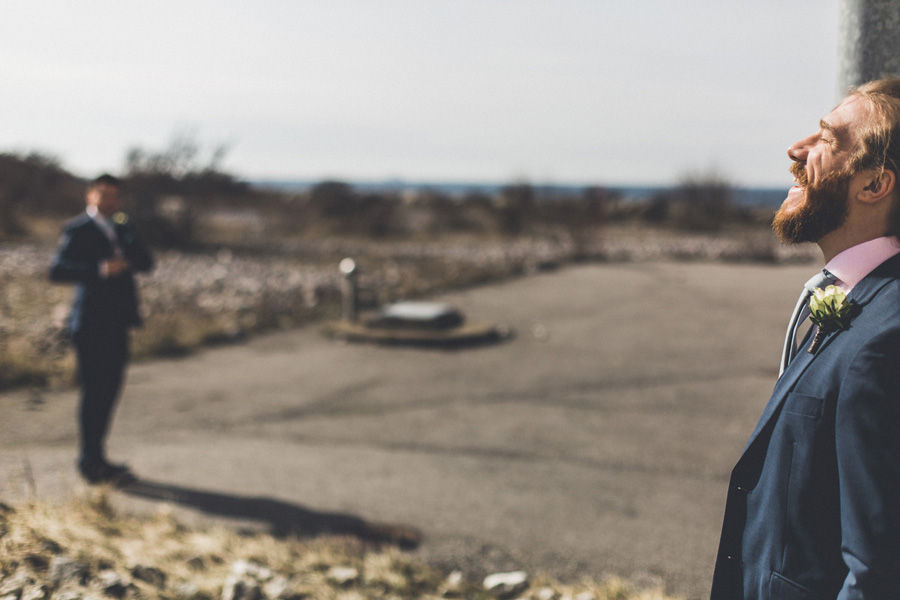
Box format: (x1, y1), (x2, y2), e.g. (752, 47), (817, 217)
(0, 494), (680, 600)
(0, 272), (74, 389)
(0, 236), (575, 391)
(1, 224), (814, 391)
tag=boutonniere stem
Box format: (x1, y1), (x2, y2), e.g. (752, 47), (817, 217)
(807, 285), (859, 353)
(808, 328), (827, 354)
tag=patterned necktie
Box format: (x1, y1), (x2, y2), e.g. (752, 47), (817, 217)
(779, 269), (836, 376)
(97, 217), (122, 257)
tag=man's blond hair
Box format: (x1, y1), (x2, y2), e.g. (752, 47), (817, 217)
(849, 78), (900, 234)
(849, 78), (900, 179)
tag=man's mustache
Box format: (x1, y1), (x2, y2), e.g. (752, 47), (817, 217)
(790, 161), (808, 186)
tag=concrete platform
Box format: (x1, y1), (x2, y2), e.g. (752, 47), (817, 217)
(323, 300), (510, 347)
(322, 318), (508, 347)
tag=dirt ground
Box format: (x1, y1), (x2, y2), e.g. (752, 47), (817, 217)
(0, 260), (820, 599)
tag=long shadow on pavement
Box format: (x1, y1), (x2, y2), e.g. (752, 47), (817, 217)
(120, 478), (421, 549)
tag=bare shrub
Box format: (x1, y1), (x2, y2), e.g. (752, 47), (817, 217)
(123, 132), (249, 248)
(496, 183), (537, 235)
(301, 181), (399, 237)
(657, 172), (736, 231)
(0, 152), (83, 237)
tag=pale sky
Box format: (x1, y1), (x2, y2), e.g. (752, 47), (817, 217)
(2, 1), (841, 188)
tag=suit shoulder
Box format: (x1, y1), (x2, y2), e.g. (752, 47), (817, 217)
(61, 213), (93, 233)
(847, 289), (900, 361)
(869, 278), (900, 314)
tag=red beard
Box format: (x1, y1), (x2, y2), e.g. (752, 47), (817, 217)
(772, 162), (851, 244)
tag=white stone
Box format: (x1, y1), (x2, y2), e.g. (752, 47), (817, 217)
(535, 587), (556, 600)
(445, 571), (463, 587)
(326, 566), (359, 585)
(230, 560), (272, 582)
(482, 571), (528, 597)
(262, 575), (290, 599)
(441, 570), (465, 596)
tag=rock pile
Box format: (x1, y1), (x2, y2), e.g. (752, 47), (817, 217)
(0, 557), (172, 600)
(0, 557), (658, 600)
(0, 498), (677, 600)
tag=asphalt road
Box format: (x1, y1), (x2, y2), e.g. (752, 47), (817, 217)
(0, 261), (819, 599)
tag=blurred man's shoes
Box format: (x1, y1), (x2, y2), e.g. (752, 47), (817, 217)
(78, 459), (136, 485)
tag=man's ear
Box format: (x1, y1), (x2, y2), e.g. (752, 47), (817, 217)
(859, 169), (897, 204)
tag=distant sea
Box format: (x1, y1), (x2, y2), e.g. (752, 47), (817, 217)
(252, 179), (789, 209)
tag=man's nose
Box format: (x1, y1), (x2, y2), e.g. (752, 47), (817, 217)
(788, 134), (815, 162)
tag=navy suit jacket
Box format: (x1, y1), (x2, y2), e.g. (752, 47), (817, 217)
(50, 213), (154, 336)
(712, 254), (900, 599)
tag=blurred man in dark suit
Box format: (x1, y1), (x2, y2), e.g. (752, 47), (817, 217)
(50, 174), (154, 484)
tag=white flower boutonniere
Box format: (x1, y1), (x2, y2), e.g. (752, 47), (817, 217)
(807, 285), (859, 353)
(113, 212), (129, 225)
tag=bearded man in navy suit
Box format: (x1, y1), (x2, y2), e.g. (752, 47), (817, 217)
(711, 79), (900, 599)
(50, 174), (154, 484)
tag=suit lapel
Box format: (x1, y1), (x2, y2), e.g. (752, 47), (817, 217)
(742, 253), (900, 452)
(743, 343), (816, 450)
(88, 217), (116, 256)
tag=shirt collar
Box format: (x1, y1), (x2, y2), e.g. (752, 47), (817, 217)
(86, 205), (114, 228)
(825, 236), (900, 292)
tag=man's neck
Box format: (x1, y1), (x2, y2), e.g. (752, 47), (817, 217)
(818, 190), (900, 262)
(86, 205), (114, 223)
(818, 227), (891, 263)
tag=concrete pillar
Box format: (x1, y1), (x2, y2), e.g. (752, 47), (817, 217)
(339, 258), (359, 322)
(837, 0), (900, 94)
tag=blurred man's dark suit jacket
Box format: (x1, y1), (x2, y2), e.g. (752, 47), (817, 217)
(711, 254), (900, 599)
(50, 213), (153, 334)
(50, 213), (154, 464)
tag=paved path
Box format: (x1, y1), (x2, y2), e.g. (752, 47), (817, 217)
(0, 261), (817, 599)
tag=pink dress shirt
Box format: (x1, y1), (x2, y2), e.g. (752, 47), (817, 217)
(825, 236), (900, 292)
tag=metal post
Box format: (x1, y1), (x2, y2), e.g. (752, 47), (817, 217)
(838, 0), (900, 93)
(339, 258), (358, 322)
